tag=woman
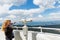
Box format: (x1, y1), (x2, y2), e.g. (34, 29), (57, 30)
(1, 20), (14, 40)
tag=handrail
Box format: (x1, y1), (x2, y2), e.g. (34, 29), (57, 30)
(12, 26), (60, 33)
(0, 26), (60, 32)
(12, 26), (60, 30)
(0, 26), (60, 40)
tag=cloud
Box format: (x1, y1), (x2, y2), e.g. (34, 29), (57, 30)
(0, 0), (60, 22)
(0, 0), (27, 14)
(0, 0), (27, 6)
(0, 18), (3, 20)
(0, 4), (13, 17)
(45, 12), (60, 21)
(13, 0), (27, 6)
(0, 18), (4, 22)
(38, 15), (43, 18)
(33, 0), (55, 8)
(7, 0), (60, 22)
(6, 15), (16, 18)
(0, 0), (27, 17)
(0, 4), (12, 13)
(8, 7), (45, 18)
(33, 0), (60, 8)
(31, 12), (60, 21)
(48, 12), (60, 19)
(3, 15), (20, 22)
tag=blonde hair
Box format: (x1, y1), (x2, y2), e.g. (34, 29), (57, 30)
(1, 20), (11, 31)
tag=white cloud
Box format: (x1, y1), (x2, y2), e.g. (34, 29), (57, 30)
(31, 12), (60, 21)
(8, 0), (60, 22)
(6, 15), (16, 18)
(0, 18), (4, 22)
(0, 4), (12, 14)
(0, 18), (3, 20)
(0, 0), (27, 18)
(8, 8), (45, 21)
(3, 15), (18, 22)
(8, 7), (45, 18)
(33, 0), (56, 8)
(13, 0), (27, 6)
(59, 1), (60, 3)
(57, 0), (60, 3)
(0, 0), (27, 6)
(38, 15), (43, 18)
(48, 12), (60, 19)
(33, 0), (60, 8)
(0, 0), (60, 22)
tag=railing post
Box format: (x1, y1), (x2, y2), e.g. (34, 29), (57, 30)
(39, 27), (43, 33)
(16, 26), (18, 30)
(14, 30), (22, 40)
(41, 27), (42, 33)
(32, 32), (37, 40)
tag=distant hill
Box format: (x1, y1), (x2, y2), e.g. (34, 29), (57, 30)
(26, 21), (60, 26)
(0, 21), (60, 28)
(13, 21), (60, 28)
(42, 24), (60, 28)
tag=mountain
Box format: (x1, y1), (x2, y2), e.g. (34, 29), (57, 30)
(14, 21), (60, 26)
(0, 21), (60, 26)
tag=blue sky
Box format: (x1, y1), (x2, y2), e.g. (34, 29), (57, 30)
(10, 0), (39, 10)
(0, 0), (60, 23)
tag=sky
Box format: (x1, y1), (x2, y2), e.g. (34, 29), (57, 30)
(0, 0), (60, 23)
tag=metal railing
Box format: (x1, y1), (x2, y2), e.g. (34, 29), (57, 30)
(13, 26), (60, 30)
(12, 26), (60, 34)
(0, 26), (60, 34)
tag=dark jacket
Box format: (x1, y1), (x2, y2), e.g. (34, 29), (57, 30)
(5, 26), (14, 39)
